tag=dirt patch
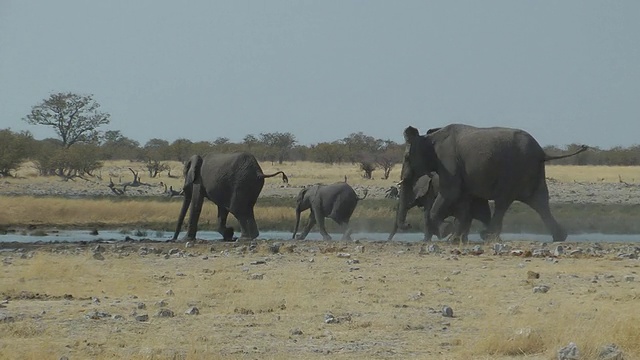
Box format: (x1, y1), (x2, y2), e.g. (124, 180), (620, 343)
(1, 240), (639, 359)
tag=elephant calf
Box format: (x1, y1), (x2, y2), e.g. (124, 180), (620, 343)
(389, 173), (491, 242)
(292, 182), (368, 241)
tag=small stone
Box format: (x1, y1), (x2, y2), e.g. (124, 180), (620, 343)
(93, 252), (105, 260)
(527, 271), (540, 279)
(354, 245), (365, 253)
(248, 273), (264, 280)
(136, 302), (146, 309)
(336, 253), (351, 258)
(471, 245), (483, 255)
(185, 242), (193, 248)
(451, 270), (461, 275)
(553, 245), (565, 256)
(599, 343), (623, 360)
(623, 275), (635, 282)
(168, 248), (180, 255)
(269, 243), (281, 254)
(112, 314), (124, 320)
(324, 313), (338, 324)
(442, 305), (454, 318)
(533, 285), (550, 293)
(92, 297), (100, 304)
(427, 244), (440, 254)
(409, 291), (424, 301)
(135, 314), (149, 322)
(166, 289), (174, 296)
(533, 249), (551, 257)
(85, 310), (110, 320)
(156, 308), (175, 318)
(557, 342), (579, 360)
(185, 306), (199, 315)
(290, 328), (303, 335)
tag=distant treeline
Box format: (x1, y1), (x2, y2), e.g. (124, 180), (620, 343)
(1, 128), (638, 179)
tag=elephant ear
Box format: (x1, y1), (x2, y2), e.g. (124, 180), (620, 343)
(184, 155), (202, 186)
(426, 127), (441, 135)
(413, 175), (432, 200)
(403, 126), (420, 143)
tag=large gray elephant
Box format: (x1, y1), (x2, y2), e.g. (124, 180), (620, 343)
(292, 182), (368, 241)
(397, 124), (588, 242)
(172, 152), (287, 241)
(388, 172), (492, 242)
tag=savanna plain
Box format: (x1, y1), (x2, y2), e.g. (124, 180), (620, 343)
(2, 161), (640, 359)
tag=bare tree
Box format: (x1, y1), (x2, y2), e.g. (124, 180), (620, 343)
(24, 92), (110, 148)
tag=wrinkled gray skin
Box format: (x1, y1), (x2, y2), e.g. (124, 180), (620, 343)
(397, 124), (588, 242)
(292, 182), (367, 241)
(173, 152), (287, 241)
(388, 173), (492, 242)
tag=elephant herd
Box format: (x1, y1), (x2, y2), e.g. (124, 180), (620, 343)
(173, 123), (588, 243)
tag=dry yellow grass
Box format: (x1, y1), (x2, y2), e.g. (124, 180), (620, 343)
(1, 241), (639, 359)
(545, 165), (640, 183)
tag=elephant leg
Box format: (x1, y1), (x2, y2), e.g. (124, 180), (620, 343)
(185, 186), (205, 240)
(336, 220), (352, 241)
(422, 209), (434, 242)
(486, 200), (512, 241)
(236, 209), (259, 240)
(315, 212), (332, 241)
(429, 193), (457, 238)
(297, 213), (316, 240)
(523, 184), (567, 242)
(216, 206), (234, 241)
(471, 198), (493, 241)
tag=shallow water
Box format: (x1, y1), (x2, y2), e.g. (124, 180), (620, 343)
(1, 229), (640, 244)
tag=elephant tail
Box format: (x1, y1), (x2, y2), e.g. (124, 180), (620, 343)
(260, 171), (289, 184)
(356, 189), (369, 201)
(543, 145), (589, 162)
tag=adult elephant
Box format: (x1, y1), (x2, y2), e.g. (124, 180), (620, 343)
(172, 152), (287, 241)
(292, 182), (368, 241)
(398, 124), (588, 242)
(388, 172), (492, 242)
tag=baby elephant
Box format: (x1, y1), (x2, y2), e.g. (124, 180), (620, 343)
(389, 173), (492, 242)
(292, 182), (368, 241)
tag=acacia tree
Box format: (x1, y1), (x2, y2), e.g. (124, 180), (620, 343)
(259, 132), (297, 164)
(24, 92), (110, 148)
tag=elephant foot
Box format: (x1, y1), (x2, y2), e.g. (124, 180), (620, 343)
(220, 227), (235, 242)
(552, 229), (567, 242)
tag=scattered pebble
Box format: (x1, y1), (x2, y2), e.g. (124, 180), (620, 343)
(185, 307), (199, 315)
(557, 342), (579, 360)
(156, 309), (175, 318)
(442, 306), (454, 318)
(533, 285), (550, 293)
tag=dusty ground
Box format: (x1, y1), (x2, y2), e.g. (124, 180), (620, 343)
(1, 239), (640, 359)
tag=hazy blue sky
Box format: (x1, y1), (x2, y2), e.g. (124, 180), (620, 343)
(1, 1), (638, 147)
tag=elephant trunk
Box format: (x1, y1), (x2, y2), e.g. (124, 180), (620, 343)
(172, 187), (192, 240)
(395, 182), (413, 231)
(292, 205), (302, 239)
